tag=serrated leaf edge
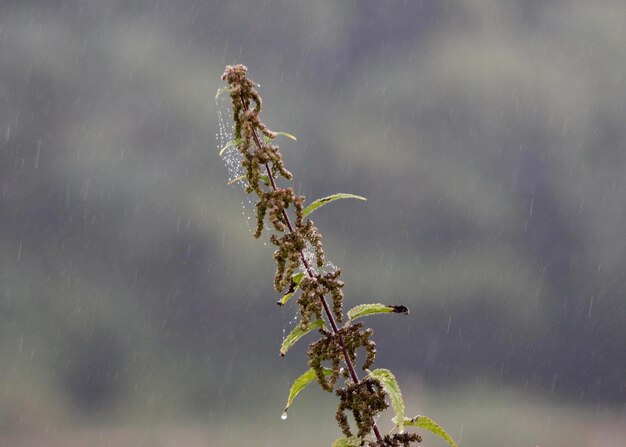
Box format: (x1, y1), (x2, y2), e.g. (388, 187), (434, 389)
(368, 368), (405, 433)
(347, 303), (409, 321)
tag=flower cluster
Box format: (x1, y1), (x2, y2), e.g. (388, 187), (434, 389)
(222, 65), (324, 280)
(271, 217), (324, 290)
(377, 433), (423, 447)
(222, 64), (291, 197)
(336, 378), (388, 438)
(297, 269), (344, 329)
(307, 323), (375, 392)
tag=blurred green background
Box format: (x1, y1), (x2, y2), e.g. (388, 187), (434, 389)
(0, 1), (624, 446)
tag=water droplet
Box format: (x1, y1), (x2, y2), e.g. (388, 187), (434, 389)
(281, 411), (288, 420)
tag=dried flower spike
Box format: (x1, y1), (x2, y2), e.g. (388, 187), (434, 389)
(220, 64), (457, 447)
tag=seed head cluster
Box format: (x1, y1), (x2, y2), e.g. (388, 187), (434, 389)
(307, 323), (375, 392)
(377, 433), (423, 447)
(297, 269), (344, 329)
(336, 378), (388, 438)
(221, 65), (420, 446)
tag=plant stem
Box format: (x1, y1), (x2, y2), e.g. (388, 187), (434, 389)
(242, 93), (384, 443)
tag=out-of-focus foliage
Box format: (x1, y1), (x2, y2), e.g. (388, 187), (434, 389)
(0, 0), (624, 441)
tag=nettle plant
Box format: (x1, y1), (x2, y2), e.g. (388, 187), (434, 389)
(218, 64), (458, 447)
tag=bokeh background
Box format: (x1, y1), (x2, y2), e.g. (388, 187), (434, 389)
(1, 1), (625, 446)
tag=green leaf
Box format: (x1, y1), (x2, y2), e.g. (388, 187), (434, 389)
(280, 319), (324, 356)
(274, 131), (298, 141)
(394, 415), (458, 447)
(347, 303), (409, 321)
(219, 138), (244, 156)
(331, 437), (362, 447)
(264, 131), (298, 144)
(284, 368), (332, 414)
(302, 193), (367, 217)
(215, 86), (229, 101)
(368, 369), (405, 432)
(278, 291), (296, 306)
(277, 272), (305, 305)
